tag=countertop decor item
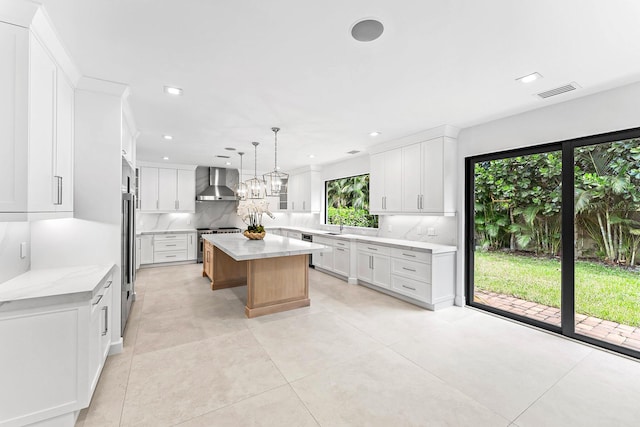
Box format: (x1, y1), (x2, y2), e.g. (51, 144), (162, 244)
(237, 199), (274, 239)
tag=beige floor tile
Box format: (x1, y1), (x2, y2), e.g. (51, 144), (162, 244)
(120, 329), (287, 426)
(177, 385), (319, 427)
(249, 311), (384, 382)
(515, 350), (640, 426)
(292, 347), (509, 427)
(391, 312), (592, 421)
(81, 353), (132, 427)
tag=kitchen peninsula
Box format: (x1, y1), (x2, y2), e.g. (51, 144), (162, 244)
(202, 234), (329, 318)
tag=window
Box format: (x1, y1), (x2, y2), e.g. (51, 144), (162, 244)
(325, 174), (378, 228)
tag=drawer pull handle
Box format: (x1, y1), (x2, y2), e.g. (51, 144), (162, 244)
(402, 253), (416, 258)
(402, 285), (416, 291)
(402, 267), (416, 272)
(105, 280), (112, 288)
(166, 255), (177, 258)
(367, 247), (378, 251)
(102, 306), (109, 336)
(93, 294), (103, 305)
(165, 244), (177, 247)
(165, 236), (176, 238)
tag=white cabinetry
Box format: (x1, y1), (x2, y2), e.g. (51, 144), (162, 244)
(313, 236), (334, 271)
(187, 232), (197, 260)
(88, 274), (113, 395)
(401, 137), (456, 214)
(0, 17), (77, 220)
(135, 236), (141, 270)
(140, 235), (154, 265)
(139, 164), (196, 213)
(356, 243), (391, 288)
(369, 149), (402, 213)
(333, 240), (350, 277)
(288, 170), (321, 212)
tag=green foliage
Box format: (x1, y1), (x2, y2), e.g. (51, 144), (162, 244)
(247, 224), (265, 233)
(327, 207), (378, 228)
(474, 138), (640, 265)
(326, 174), (378, 228)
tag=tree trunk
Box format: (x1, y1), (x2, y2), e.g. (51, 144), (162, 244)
(596, 212), (612, 260)
(606, 209), (615, 261)
(509, 209), (516, 251)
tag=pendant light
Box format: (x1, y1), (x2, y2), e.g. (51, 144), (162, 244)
(236, 152), (248, 201)
(245, 142), (266, 199)
(263, 127), (289, 196)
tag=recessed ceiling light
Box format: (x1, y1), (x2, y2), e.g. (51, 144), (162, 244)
(225, 161), (231, 166)
(516, 72), (542, 83)
(309, 154), (315, 159)
(164, 86), (183, 96)
(351, 19), (384, 42)
(369, 131), (380, 137)
(162, 156), (169, 160)
(163, 134), (173, 140)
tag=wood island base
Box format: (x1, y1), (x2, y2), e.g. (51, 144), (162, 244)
(203, 242), (310, 318)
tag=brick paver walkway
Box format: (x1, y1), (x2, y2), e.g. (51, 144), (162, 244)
(475, 290), (640, 351)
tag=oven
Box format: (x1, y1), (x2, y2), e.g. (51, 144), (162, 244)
(197, 227), (241, 262)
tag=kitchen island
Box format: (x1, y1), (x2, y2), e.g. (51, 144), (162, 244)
(202, 233), (329, 318)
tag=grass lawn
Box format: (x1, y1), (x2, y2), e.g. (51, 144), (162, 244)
(474, 251), (640, 327)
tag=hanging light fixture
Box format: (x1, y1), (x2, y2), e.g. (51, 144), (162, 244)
(236, 151), (248, 201)
(263, 127), (289, 196)
(245, 142), (266, 199)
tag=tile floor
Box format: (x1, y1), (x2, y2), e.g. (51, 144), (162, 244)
(76, 264), (640, 426)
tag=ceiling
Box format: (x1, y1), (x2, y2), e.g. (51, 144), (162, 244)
(40, 0), (640, 172)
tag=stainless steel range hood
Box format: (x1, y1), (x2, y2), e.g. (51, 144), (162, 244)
(196, 167), (237, 201)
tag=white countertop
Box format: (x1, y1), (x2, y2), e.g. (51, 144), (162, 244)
(268, 226), (457, 254)
(0, 264), (116, 311)
(138, 229), (196, 235)
(203, 233), (330, 261)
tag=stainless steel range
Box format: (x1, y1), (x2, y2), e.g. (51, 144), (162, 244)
(197, 227), (241, 262)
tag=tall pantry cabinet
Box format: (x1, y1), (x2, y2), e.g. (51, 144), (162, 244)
(0, 5), (80, 221)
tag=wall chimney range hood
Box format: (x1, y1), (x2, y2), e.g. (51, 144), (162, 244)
(196, 167), (237, 201)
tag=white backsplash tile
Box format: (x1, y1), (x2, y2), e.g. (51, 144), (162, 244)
(0, 222), (30, 283)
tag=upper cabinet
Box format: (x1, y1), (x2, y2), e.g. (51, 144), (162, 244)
(287, 170), (321, 213)
(370, 134), (457, 215)
(0, 6), (80, 221)
(139, 164), (196, 213)
(369, 149), (402, 213)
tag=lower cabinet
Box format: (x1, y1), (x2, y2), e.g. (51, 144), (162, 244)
(0, 268), (114, 427)
(356, 243), (391, 289)
(313, 236), (335, 272)
(140, 232), (197, 266)
(203, 239), (213, 281)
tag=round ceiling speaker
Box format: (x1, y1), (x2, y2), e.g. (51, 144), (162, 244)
(351, 19), (384, 42)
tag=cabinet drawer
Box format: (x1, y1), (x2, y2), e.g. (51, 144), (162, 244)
(356, 242), (391, 255)
(390, 247), (430, 264)
(314, 236), (334, 246)
(391, 258), (431, 282)
(154, 250), (187, 262)
(391, 275), (431, 302)
(155, 239), (187, 251)
(333, 239), (349, 248)
(154, 234), (188, 242)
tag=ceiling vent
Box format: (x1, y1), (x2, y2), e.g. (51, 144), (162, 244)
(537, 82), (580, 99)
(347, 150), (361, 155)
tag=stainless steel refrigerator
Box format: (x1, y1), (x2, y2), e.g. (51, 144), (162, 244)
(121, 163), (136, 335)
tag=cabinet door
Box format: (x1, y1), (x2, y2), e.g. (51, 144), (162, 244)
(140, 167), (159, 211)
(140, 235), (154, 264)
(158, 168), (177, 211)
(297, 172), (311, 212)
(384, 149), (403, 212)
(288, 174), (299, 211)
(0, 23), (28, 214)
(333, 247), (349, 276)
(99, 287), (112, 361)
(56, 72), (74, 212)
(187, 232), (196, 260)
(421, 138), (444, 212)
(402, 143), (422, 213)
(369, 153), (385, 212)
(28, 35), (57, 212)
(177, 169), (195, 212)
(371, 254), (391, 288)
(356, 251), (372, 282)
(135, 237), (141, 270)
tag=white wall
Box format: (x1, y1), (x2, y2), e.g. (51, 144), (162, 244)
(455, 80), (640, 306)
(0, 222), (30, 283)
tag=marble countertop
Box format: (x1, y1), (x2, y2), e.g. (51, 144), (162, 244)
(203, 233), (330, 261)
(267, 226), (457, 254)
(0, 264), (116, 311)
(138, 229), (197, 236)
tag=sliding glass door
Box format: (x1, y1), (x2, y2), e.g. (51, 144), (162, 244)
(466, 128), (640, 358)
